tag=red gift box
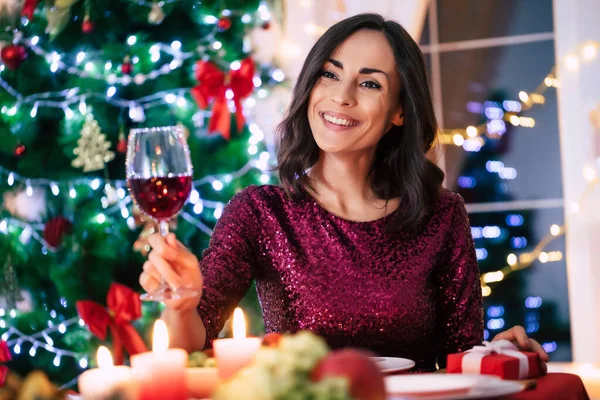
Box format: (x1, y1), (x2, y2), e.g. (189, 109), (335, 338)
(447, 340), (541, 380)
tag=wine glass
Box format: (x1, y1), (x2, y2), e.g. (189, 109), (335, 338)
(126, 125), (199, 301)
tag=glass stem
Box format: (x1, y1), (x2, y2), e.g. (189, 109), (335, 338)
(159, 220), (169, 237)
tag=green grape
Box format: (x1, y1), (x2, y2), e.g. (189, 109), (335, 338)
(188, 351), (209, 368)
(204, 357), (217, 368)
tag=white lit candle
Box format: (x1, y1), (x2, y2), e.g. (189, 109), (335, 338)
(213, 307), (262, 380)
(130, 320), (188, 400)
(78, 346), (138, 400)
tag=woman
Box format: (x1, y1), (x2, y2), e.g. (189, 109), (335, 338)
(140, 13), (548, 371)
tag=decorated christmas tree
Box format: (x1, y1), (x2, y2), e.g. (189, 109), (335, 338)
(0, 0), (283, 386)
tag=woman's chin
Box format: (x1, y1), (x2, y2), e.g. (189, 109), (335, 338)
(313, 135), (353, 154)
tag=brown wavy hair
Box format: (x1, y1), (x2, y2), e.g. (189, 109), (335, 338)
(276, 13), (444, 230)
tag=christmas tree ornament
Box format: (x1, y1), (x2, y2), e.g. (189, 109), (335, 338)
(103, 182), (119, 207)
(217, 16), (231, 31)
(177, 121), (190, 139)
(20, 0), (41, 20)
(148, 3), (165, 25)
(1, 256), (22, 309)
(13, 144), (26, 157)
(54, 0), (78, 7)
(121, 55), (133, 75)
(0, 0), (22, 26)
(0, 339), (11, 386)
(43, 216), (73, 248)
(191, 57), (255, 140)
(45, 3), (72, 38)
(76, 283), (147, 365)
(3, 187), (47, 222)
(261, 21), (271, 30)
(82, 15), (94, 33)
(72, 116), (116, 172)
(1, 44), (27, 70)
(117, 129), (127, 153)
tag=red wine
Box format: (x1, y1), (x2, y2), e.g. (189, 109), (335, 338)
(128, 176), (192, 220)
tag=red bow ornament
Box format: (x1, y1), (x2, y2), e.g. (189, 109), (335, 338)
(76, 283), (147, 365)
(21, 0), (41, 20)
(191, 58), (255, 140)
(0, 340), (11, 387)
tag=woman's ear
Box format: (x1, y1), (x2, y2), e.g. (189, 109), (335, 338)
(391, 106), (404, 127)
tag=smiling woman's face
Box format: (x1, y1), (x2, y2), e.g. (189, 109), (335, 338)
(307, 29), (404, 156)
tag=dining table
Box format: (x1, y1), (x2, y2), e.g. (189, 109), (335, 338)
(503, 372), (590, 400)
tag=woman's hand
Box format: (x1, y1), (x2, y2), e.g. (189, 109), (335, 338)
(139, 233), (203, 311)
(492, 325), (549, 375)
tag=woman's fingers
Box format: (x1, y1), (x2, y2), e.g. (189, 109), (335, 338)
(148, 250), (182, 288)
(527, 339), (550, 362)
(165, 233), (199, 268)
(140, 262), (161, 292)
(148, 233), (178, 261)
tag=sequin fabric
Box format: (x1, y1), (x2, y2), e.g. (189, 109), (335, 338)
(197, 185), (483, 371)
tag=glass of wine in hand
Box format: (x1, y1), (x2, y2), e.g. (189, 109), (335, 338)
(126, 126), (198, 301)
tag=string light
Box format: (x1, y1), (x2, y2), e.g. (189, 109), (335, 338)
(566, 54), (580, 71)
(26, 38), (193, 87)
(211, 180), (223, 191)
(50, 182), (60, 196)
(1, 317), (83, 361)
(482, 171), (598, 294)
(214, 207), (223, 219)
(582, 43), (598, 61)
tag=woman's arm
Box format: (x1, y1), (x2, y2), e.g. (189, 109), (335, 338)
(142, 187), (260, 351)
(433, 193), (484, 367)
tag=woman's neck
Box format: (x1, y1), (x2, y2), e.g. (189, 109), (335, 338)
(308, 151), (397, 220)
(311, 151), (374, 196)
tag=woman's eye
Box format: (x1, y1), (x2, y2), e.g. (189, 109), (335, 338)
(361, 81), (381, 89)
(320, 70), (337, 79)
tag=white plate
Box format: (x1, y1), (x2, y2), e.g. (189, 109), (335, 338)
(370, 357), (416, 374)
(386, 374), (524, 400)
(386, 374), (480, 398)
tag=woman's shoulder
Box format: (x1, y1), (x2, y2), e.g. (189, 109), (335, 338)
(426, 187), (467, 226)
(227, 184), (293, 213)
(437, 187), (466, 209)
(231, 184), (287, 203)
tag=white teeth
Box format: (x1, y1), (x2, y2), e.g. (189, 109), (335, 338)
(323, 113), (356, 127)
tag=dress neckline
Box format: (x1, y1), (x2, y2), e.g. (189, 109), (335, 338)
(302, 191), (399, 225)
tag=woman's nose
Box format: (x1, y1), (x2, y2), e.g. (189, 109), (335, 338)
(331, 83), (357, 107)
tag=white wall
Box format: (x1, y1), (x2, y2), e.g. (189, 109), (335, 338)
(553, 0), (600, 363)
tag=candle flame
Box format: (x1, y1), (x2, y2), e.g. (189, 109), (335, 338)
(152, 319), (169, 352)
(97, 346), (113, 368)
(232, 307), (246, 339)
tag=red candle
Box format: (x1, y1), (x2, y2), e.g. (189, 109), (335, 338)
(131, 320), (188, 400)
(213, 307), (261, 380)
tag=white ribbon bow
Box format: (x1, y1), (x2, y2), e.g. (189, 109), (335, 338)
(461, 340), (529, 379)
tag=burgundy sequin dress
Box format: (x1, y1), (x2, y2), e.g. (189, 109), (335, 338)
(197, 185), (483, 371)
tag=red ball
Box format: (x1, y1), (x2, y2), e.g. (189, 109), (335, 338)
(44, 217), (73, 248)
(82, 20), (94, 34)
(261, 21), (271, 30)
(217, 16), (231, 31)
(116, 134), (127, 153)
(13, 144), (26, 157)
(121, 62), (133, 75)
(1, 44), (28, 70)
